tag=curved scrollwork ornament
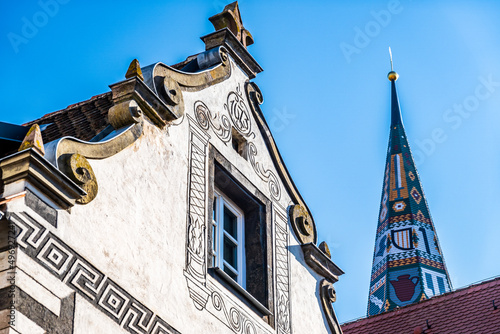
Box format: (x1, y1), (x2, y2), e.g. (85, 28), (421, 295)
(225, 85), (252, 137)
(211, 291), (257, 334)
(247, 142), (281, 201)
(59, 153), (98, 204)
(44, 108), (144, 205)
(194, 101), (231, 143)
(320, 279), (343, 334)
(289, 204), (317, 244)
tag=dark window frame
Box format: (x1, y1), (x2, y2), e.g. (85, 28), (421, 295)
(207, 145), (274, 324)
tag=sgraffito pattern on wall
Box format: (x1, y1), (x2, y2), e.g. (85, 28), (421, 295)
(8, 211), (180, 334)
(185, 116), (271, 334)
(192, 85), (282, 202)
(274, 208), (291, 334)
(186, 102), (291, 333)
(185, 121), (210, 285)
(248, 142), (281, 201)
(194, 100), (231, 143)
(225, 85), (253, 137)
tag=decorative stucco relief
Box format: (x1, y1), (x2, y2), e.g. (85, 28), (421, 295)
(194, 101), (231, 143)
(205, 288), (269, 334)
(44, 116), (144, 205)
(192, 85), (282, 202)
(274, 207), (292, 334)
(247, 142), (281, 201)
(184, 118), (211, 311)
(184, 115), (280, 334)
(225, 85), (254, 138)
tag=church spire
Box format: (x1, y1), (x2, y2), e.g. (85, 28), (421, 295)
(367, 57), (452, 317)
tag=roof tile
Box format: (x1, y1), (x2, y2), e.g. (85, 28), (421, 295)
(24, 92), (112, 143)
(342, 276), (500, 334)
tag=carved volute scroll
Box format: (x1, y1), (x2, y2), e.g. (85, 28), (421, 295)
(289, 204), (317, 244)
(44, 113), (144, 206)
(320, 279), (343, 334)
(158, 75), (184, 119)
(108, 99), (142, 129)
(59, 153), (98, 204)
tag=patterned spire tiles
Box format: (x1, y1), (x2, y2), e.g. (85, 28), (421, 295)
(367, 75), (452, 317)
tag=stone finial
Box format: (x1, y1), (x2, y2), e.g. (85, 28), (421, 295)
(125, 59), (144, 81)
(18, 124), (45, 155)
(209, 1), (254, 48)
(319, 241), (331, 259)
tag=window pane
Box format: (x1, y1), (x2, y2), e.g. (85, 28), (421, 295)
(437, 276), (446, 294)
(425, 273), (434, 295)
(224, 206), (238, 239)
(224, 236), (237, 269)
(213, 197), (217, 222)
(212, 225), (217, 255)
(224, 266), (238, 281)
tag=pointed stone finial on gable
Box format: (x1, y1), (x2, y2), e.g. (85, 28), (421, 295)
(209, 1), (254, 48)
(18, 124), (45, 155)
(125, 59), (144, 81)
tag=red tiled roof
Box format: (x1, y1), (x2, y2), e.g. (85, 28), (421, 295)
(24, 92), (113, 144)
(20, 57), (198, 145)
(342, 276), (500, 334)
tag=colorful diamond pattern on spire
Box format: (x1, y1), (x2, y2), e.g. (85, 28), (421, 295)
(367, 78), (452, 317)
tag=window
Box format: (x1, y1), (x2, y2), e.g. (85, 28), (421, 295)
(212, 189), (246, 287)
(425, 273), (435, 296)
(208, 146), (273, 320)
(437, 276), (446, 294)
(231, 127), (247, 159)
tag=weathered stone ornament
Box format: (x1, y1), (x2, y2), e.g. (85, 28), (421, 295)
(60, 153), (98, 205)
(209, 1), (254, 48)
(44, 115), (144, 205)
(18, 124), (45, 155)
(162, 76), (182, 107)
(290, 204), (316, 244)
(302, 242), (344, 333)
(320, 279), (343, 334)
(319, 241), (331, 259)
(108, 99), (142, 129)
(125, 58), (144, 81)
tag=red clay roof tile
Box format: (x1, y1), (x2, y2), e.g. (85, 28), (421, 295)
(342, 276), (500, 334)
(24, 92), (112, 143)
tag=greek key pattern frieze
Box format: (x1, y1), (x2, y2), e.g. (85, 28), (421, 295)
(7, 211), (180, 334)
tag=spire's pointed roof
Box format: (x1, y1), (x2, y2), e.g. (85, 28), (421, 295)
(390, 81), (403, 126)
(367, 69), (452, 317)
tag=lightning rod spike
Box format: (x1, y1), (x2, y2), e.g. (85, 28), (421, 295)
(389, 47), (393, 71)
(387, 47), (399, 81)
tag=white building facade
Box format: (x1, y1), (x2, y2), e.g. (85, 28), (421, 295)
(0, 3), (343, 333)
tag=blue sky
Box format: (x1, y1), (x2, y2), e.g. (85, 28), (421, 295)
(2, 0), (500, 324)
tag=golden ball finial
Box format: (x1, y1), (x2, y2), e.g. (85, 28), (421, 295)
(388, 71), (399, 81)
